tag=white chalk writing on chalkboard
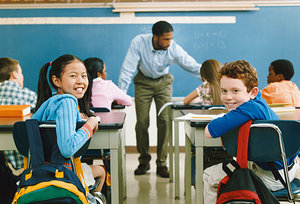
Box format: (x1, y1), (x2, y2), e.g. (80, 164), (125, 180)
(138, 25), (151, 34)
(193, 30), (227, 49)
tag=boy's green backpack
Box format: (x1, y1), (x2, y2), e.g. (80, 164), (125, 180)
(12, 119), (89, 204)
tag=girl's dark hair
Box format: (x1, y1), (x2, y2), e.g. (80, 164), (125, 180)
(271, 59), (294, 80)
(152, 21), (173, 36)
(35, 54), (93, 116)
(83, 57), (104, 81)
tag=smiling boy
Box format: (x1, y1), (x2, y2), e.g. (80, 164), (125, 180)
(203, 60), (299, 204)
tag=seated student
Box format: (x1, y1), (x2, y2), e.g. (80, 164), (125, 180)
(33, 54), (106, 196)
(0, 57), (37, 173)
(184, 59), (223, 105)
(184, 59), (229, 177)
(262, 59), (300, 106)
(203, 60), (299, 204)
(84, 57), (132, 111)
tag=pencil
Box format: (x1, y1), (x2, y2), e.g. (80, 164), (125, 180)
(191, 117), (212, 119)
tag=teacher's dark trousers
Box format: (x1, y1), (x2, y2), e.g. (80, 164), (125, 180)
(133, 70), (173, 167)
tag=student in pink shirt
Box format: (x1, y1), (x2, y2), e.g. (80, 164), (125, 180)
(84, 57), (132, 111)
(262, 59), (300, 106)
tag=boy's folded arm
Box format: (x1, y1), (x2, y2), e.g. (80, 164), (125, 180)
(205, 108), (253, 139)
(205, 126), (213, 138)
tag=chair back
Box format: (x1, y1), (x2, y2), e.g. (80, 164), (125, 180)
(221, 120), (300, 162)
(221, 120), (300, 201)
(13, 120), (90, 164)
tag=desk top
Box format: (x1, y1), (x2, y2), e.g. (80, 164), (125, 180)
(111, 104), (126, 110)
(182, 109), (227, 127)
(182, 109), (300, 127)
(0, 112), (126, 130)
(171, 103), (225, 110)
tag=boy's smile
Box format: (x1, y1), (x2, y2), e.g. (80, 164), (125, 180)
(220, 76), (257, 111)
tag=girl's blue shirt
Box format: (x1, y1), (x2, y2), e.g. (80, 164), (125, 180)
(32, 94), (90, 158)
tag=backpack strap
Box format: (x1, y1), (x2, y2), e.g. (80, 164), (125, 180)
(25, 119), (45, 167)
(222, 159), (240, 177)
(236, 120), (252, 169)
(26, 120), (69, 166)
(267, 162), (288, 190)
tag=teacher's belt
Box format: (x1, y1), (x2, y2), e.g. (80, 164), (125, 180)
(137, 69), (169, 80)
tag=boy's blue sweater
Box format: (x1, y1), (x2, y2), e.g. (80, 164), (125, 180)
(208, 92), (297, 170)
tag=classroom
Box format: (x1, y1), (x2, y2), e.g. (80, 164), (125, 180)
(0, 1), (300, 203)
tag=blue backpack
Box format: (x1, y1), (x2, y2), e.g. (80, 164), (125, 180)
(12, 119), (89, 204)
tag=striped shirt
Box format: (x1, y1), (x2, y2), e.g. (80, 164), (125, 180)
(0, 80), (37, 109)
(0, 80), (37, 169)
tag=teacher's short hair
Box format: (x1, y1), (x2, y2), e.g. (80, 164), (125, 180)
(152, 21), (173, 36)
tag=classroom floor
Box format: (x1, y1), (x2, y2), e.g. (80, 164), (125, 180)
(120, 153), (300, 204)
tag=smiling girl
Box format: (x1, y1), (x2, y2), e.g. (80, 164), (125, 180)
(33, 54), (105, 196)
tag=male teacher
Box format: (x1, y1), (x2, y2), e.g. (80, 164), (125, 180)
(118, 21), (201, 178)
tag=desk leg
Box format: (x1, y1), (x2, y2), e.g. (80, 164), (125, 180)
(169, 115), (173, 183)
(174, 120), (180, 200)
(195, 146), (204, 204)
(185, 133), (191, 204)
(121, 128), (127, 200)
(110, 149), (120, 204)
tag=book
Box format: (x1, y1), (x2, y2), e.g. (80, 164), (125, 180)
(0, 105), (31, 117)
(271, 106), (295, 113)
(268, 103), (293, 107)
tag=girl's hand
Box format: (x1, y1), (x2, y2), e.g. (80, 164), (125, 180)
(80, 112), (88, 120)
(86, 116), (99, 134)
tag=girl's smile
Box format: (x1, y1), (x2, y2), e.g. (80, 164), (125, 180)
(53, 61), (88, 99)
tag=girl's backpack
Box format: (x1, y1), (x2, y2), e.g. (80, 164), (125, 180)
(12, 119), (89, 204)
(0, 151), (18, 204)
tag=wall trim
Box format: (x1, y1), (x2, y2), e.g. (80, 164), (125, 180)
(0, 16), (236, 25)
(1, 1), (300, 10)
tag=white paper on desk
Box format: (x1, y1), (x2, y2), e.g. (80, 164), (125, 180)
(175, 113), (225, 121)
(157, 101), (184, 116)
(271, 107), (295, 113)
(81, 116), (101, 122)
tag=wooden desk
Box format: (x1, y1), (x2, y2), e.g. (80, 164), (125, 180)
(110, 105), (127, 200)
(168, 104), (225, 199)
(167, 103), (205, 199)
(182, 109), (300, 204)
(0, 112), (126, 204)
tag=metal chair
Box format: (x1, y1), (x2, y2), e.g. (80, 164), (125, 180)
(13, 120), (89, 169)
(12, 119), (106, 204)
(221, 120), (300, 202)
